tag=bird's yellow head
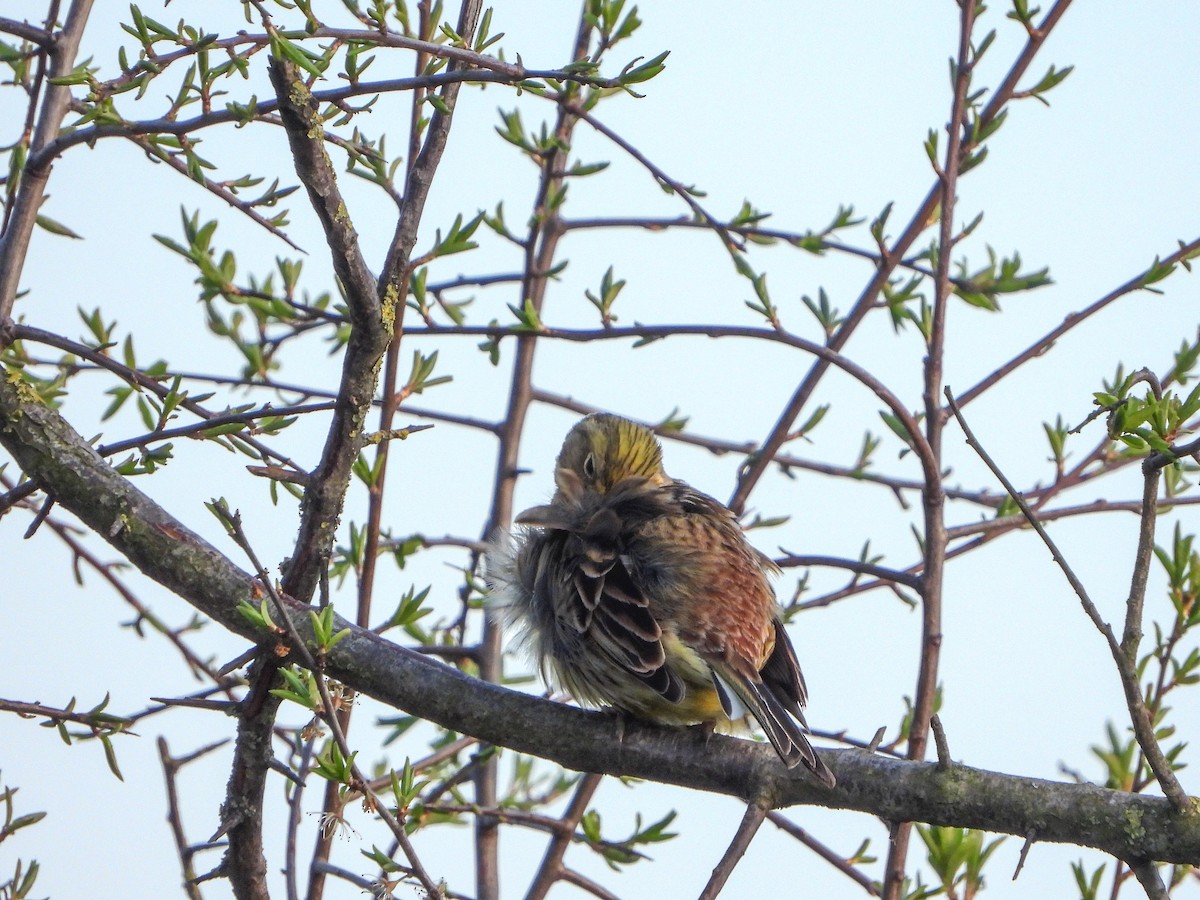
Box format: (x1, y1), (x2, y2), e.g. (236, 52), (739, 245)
(553, 413), (669, 500)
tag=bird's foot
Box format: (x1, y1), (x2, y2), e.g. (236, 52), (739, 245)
(689, 720), (718, 747)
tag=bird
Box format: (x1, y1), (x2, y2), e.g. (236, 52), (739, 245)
(487, 412), (835, 787)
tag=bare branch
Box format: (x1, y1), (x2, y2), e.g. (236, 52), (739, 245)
(883, 2), (978, 888)
(698, 804), (766, 900)
(158, 737), (216, 900)
(525, 773), (603, 900)
(954, 235), (1200, 409)
(768, 811), (880, 896)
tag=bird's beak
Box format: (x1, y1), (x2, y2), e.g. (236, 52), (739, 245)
(514, 504), (574, 530)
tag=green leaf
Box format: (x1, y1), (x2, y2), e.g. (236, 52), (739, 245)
(35, 214), (83, 239)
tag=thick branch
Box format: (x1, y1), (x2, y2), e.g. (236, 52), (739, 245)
(2, 376), (1197, 869)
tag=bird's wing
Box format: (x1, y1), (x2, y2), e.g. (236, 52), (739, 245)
(759, 618), (810, 721)
(512, 497), (687, 705)
(576, 555), (686, 704)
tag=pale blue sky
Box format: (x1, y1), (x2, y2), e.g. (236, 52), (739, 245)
(3, 2), (1199, 898)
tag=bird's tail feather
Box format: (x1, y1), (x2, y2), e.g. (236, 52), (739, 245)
(717, 666), (836, 788)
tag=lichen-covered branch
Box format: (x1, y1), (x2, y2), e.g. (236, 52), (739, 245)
(2, 374), (1197, 874)
(266, 57), (390, 605)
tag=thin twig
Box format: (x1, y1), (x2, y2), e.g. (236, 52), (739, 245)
(728, 0), (1075, 516)
(285, 733), (315, 900)
(558, 868), (620, 900)
(698, 804), (767, 900)
(930, 715), (952, 769)
(944, 386), (1188, 811)
(1012, 831), (1036, 881)
(0, 471), (234, 685)
(883, 1), (977, 892)
(561, 103), (744, 256)
(943, 496), (1200, 541)
(776, 554), (923, 590)
(11, 324), (307, 475)
(767, 811), (880, 896)
(561, 215), (958, 284)
(525, 773), (603, 900)
(124, 133), (303, 251)
(213, 504), (445, 899)
(954, 234), (1200, 410)
(0, 0), (95, 335)
(158, 737), (215, 900)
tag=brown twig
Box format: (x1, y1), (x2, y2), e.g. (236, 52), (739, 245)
(411, 322), (936, 473)
(0, 0), (94, 337)
(124, 133), (303, 251)
(561, 215), (951, 283)
(698, 803), (767, 900)
(560, 104), (744, 256)
(942, 496), (1200, 541)
(525, 773), (603, 900)
(775, 554), (923, 591)
(0, 471), (236, 686)
(728, 0), (1075, 516)
(1012, 831), (1036, 881)
(95, 402), (334, 458)
(930, 715), (952, 770)
(767, 811), (880, 896)
(558, 869), (620, 899)
(158, 736), (223, 900)
(21, 359), (501, 436)
(11, 324), (308, 475)
(0, 696), (130, 733)
(883, 3), (977, 891)
(282, 730), (315, 900)
(954, 235), (1200, 410)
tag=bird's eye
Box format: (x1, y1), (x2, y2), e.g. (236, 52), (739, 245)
(582, 452), (596, 479)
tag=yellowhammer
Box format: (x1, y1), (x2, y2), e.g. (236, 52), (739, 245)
(489, 413), (835, 787)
